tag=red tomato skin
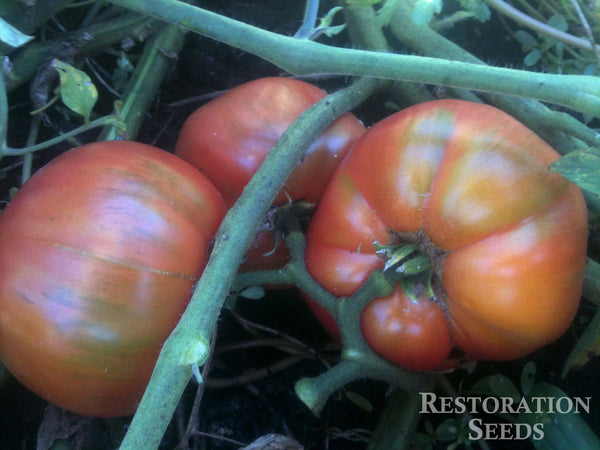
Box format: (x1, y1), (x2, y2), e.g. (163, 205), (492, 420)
(174, 77), (366, 270)
(0, 141), (227, 417)
(305, 99), (587, 370)
(360, 290), (453, 371)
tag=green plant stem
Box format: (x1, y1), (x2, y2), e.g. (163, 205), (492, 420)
(5, 13), (153, 92)
(295, 359), (364, 415)
(296, 352), (433, 416)
(100, 22), (186, 140)
(0, 56), (8, 149)
(367, 389), (423, 450)
(251, 213), (432, 416)
(484, 0), (600, 54)
(336, 271), (394, 347)
(284, 221), (339, 311)
(342, 1), (474, 104)
(0, 115), (120, 156)
(104, 0), (600, 117)
(21, 115), (41, 184)
(342, 2), (388, 51)
(232, 268), (293, 289)
(561, 307), (600, 378)
(231, 240), (337, 313)
(583, 258), (600, 306)
(568, 0), (600, 62)
(390, 2), (598, 151)
(340, 2), (434, 105)
(118, 76), (380, 450)
(295, 0), (320, 38)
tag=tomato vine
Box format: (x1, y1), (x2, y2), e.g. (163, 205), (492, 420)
(118, 75), (380, 449)
(1, 1), (599, 449)
(105, 0), (600, 117)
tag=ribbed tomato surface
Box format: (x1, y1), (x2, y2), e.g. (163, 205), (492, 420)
(0, 141), (226, 416)
(305, 100), (588, 370)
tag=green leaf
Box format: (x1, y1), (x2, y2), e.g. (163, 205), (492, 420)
(561, 308), (600, 378)
(518, 382), (600, 449)
(377, 0), (400, 27)
(550, 148), (600, 197)
(520, 361), (536, 396)
(238, 286), (265, 300)
(435, 418), (459, 442)
(457, 0), (490, 22)
(469, 374), (521, 402)
(319, 24), (347, 38)
(0, 16), (32, 48)
(373, 241), (418, 272)
(346, 0), (382, 6)
(399, 276), (420, 303)
(514, 30), (538, 51)
(523, 48), (541, 66)
(112, 52), (134, 92)
(548, 14), (568, 32)
(345, 391), (374, 412)
(521, 361), (536, 395)
(319, 6), (343, 28)
(312, 7), (347, 38)
(412, 0), (443, 26)
(52, 59), (98, 122)
(395, 254), (430, 275)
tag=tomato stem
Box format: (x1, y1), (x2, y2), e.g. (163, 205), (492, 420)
(119, 76), (380, 450)
(294, 0), (320, 39)
(99, 22), (186, 141)
(295, 358), (433, 416)
(225, 194), (437, 423)
(390, 1), (599, 149)
(0, 114), (122, 156)
(105, 0), (600, 117)
(367, 389), (423, 450)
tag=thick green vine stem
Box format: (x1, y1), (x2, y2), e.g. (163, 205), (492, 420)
(105, 0), (600, 117)
(367, 389), (423, 450)
(294, 360), (361, 416)
(389, 1), (599, 150)
(232, 203), (339, 310)
(295, 354), (433, 417)
(236, 210), (434, 417)
(99, 22), (186, 141)
(118, 76), (380, 450)
(295, 357), (433, 417)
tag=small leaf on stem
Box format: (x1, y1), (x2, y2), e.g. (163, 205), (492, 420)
(52, 59), (98, 123)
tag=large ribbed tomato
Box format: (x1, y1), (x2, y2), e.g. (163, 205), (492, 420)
(0, 141), (227, 417)
(304, 100), (588, 371)
(175, 77), (365, 270)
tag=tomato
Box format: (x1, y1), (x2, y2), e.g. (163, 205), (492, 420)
(304, 99), (588, 371)
(175, 77), (366, 270)
(0, 141), (227, 417)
